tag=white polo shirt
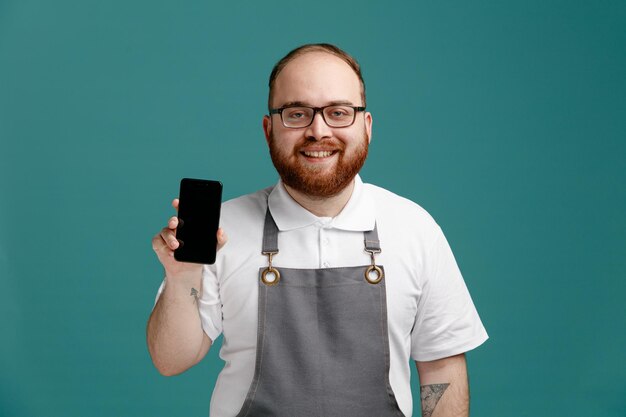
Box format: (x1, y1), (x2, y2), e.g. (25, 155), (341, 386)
(156, 175), (488, 417)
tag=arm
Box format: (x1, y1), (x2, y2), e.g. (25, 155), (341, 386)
(146, 198), (226, 376)
(146, 272), (212, 376)
(416, 353), (469, 417)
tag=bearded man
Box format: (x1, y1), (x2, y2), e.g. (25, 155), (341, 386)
(147, 43), (488, 417)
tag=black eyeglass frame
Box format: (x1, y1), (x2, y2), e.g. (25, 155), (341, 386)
(269, 105), (366, 128)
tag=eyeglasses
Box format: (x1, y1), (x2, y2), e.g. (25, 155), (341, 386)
(269, 105), (366, 128)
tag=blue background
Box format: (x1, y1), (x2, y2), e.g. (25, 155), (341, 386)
(1, 1), (625, 416)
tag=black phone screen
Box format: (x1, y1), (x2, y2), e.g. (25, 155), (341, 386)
(174, 178), (222, 264)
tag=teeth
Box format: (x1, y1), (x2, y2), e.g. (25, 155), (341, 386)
(303, 151), (333, 158)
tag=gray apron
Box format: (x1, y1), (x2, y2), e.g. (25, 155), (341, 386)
(236, 208), (404, 417)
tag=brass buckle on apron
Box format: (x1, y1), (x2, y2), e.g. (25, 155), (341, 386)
(364, 249), (383, 284)
(261, 251), (281, 286)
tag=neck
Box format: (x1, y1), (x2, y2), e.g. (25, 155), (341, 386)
(283, 179), (356, 218)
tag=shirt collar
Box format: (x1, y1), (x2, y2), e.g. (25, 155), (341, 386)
(268, 174), (376, 232)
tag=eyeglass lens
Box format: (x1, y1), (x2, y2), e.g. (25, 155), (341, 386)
(282, 106), (356, 128)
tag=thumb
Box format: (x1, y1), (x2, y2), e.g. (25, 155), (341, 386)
(216, 228), (228, 251)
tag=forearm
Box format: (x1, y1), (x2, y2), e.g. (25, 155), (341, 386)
(146, 272), (208, 376)
(417, 354), (469, 417)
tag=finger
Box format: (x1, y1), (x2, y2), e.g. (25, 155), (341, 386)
(172, 198), (179, 212)
(160, 227), (180, 249)
(151, 234), (171, 255)
(217, 228), (228, 250)
(168, 216), (178, 230)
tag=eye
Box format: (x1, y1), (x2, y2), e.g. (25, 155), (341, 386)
(326, 106), (351, 119)
(285, 107), (310, 120)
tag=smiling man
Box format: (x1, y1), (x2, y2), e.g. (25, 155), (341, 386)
(147, 44), (488, 417)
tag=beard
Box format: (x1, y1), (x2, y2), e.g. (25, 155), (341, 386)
(268, 130), (369, 198)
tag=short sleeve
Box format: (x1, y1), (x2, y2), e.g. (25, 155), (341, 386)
(153, 279), (166, 307)
(198, 264), (223, 342)
(410, 227), (488, 361)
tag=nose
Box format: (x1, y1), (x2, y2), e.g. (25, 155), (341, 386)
(304, 111), (332, 141)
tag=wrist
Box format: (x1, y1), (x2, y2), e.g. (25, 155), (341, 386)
(162, 271), (203, 300)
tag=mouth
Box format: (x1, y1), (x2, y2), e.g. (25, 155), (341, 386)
(301, 150), (337, 158)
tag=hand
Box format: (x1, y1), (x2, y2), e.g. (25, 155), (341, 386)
(151, 198), (228, 280)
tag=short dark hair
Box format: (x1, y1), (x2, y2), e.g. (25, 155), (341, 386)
(268, 43), (366, 109)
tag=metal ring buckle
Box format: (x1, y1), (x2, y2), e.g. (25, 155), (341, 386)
(364, 248), (383, 284)
(261, 267), (281, 286)
(261, 251), (280, 286)
(364, 265), (383, 284)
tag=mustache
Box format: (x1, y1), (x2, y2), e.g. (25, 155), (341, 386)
(298, 138), (344, 151)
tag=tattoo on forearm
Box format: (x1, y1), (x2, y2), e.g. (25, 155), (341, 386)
(190, 287), (199, 303)
(420, 383), (450, 417)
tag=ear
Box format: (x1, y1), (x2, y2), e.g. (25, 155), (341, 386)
(364, 111), (373, 143)
(263, 115), (272, 145)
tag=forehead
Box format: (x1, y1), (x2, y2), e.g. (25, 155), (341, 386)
(272, 52), (362, 106)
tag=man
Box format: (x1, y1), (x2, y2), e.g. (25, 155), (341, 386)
(147, 43), (488, 417)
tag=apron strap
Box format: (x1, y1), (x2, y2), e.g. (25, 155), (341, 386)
(262, 206), (380, 253)
(262, 206), (280, 254)
(364, 224), (381, 252)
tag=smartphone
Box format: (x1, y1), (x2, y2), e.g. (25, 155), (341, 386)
(174, 178), (223, 264)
